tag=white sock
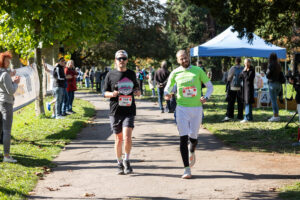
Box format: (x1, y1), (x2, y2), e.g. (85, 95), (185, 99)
(124, 153), (130, 161)
(117, 157), (122, 164)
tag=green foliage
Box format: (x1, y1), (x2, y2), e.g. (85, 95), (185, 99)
(165, 0), (209, 50)
(0, 0), (123, 56)
(80, 0), (173, 65)
(188, 0), (300, 53)
(0, 97), (95, 200)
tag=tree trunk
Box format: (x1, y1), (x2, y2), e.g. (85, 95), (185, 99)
(34, 20), (45, 116)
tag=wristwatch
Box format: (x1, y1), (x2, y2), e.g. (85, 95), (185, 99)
(204, 96), (209, 101)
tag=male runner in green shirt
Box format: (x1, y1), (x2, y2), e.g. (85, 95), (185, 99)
(164, 50), (213, 179)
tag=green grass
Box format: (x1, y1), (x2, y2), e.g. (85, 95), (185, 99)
(279, 183), (300, 200)
(0, 96), (95, 200)
(201, 82), (299, 154)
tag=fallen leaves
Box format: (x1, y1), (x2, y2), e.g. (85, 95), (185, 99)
(60, 184), (71, 187)
(82, 192), (95, 197)
(46, 187), (60, 191)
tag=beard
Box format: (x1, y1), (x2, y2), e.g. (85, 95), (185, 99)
(182, 61), (190, 68)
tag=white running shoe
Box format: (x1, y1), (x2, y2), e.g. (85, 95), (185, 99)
(189, 152), (196, 167)
(182, 167), (192, 179)
(268, 116), (280, 122)
(240, 119), (249, 123)
(3, 156), (17, 163)
(222, 116), (232, 122)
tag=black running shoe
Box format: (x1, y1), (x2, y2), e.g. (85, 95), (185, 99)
(117, 163), (125, 175)
(123, 160), (133, 174)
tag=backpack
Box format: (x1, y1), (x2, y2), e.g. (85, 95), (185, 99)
(233, 66), (243, 87)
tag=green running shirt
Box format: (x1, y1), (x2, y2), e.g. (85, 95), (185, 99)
(165, 65), (210, 107)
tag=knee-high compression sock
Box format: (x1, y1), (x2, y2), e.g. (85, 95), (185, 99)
(189, 137), (198, 153)
(180, 135), (189, 167)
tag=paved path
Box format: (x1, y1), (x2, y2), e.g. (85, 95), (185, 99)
(31, 92), (300, 200)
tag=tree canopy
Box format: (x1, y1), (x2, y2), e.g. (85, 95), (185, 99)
(188, 0), (300, 52)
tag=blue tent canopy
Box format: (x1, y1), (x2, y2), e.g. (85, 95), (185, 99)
(190, 26), (286, 59)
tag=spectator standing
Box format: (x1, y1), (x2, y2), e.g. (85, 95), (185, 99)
(53, 57), (66, 119)
(95, 68), (102, 92)
(0, 51), (20, 163)
(101, 67), (109, 94)
(76, 67), (83, 88)
(61, 64), (70, 116)
(148, 66), (156, 97)
(136, 66), (145, 96)
(240, 59), (255, 123)
(43, 59), (56, 118)
(222, 57), (244, 122)
(65, 60), (78, 114)
(89, 68), (95, 89)
(266, 53), (285, 122)
(84, 69), (90, 88)
(154, 61), (171, 113)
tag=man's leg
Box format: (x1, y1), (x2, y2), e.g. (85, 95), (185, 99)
(237, 91), (244, 120)
(225, 90), (235, 119)
(157, 87), (164, 112)
(176, 106), (192, 179)
(115, 132), (123, 163)
(110, 115), (125, 175)
(122, 116), (134, 174)
(123, 127), (132, 159)
(188, 106), (202, 168)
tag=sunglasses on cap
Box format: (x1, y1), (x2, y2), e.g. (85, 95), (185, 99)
(116, 57), (128, 61)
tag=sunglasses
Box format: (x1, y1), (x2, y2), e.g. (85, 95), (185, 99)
(116, 57), (128, 61)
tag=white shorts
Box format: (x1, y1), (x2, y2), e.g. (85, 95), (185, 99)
(175, 105), (203, 139)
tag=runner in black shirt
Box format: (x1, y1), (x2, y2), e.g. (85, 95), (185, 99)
(104, 50), (141, 175)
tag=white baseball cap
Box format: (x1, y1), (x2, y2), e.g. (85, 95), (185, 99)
(115, 50), (128, 58)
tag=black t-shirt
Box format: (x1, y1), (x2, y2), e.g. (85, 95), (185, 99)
(104, 69), (140, 116)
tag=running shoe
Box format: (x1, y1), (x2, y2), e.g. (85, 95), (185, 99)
(222, 116), (232, 122)
(55, 116), (65, 119)
(240, 119), (249, 123)
(46, 102), (51, 111)
(268, 116), (280, 122)
(123, 160), (133, 174)
(182, 167), (192, 179)
(117, 163), (125, 175)
(3, 156), (17, 163)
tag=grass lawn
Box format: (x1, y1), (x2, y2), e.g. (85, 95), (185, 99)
(0, 96), (95, 200)
(202, 82), (299, 154)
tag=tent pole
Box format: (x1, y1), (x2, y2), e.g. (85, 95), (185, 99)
(285, 60), (287, 110)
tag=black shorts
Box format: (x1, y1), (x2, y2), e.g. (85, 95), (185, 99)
(109, 115), (135, 134)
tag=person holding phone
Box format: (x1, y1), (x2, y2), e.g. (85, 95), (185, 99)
(0, 51), (20, 163)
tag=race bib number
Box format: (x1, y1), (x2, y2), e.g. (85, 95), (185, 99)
(182, 86), (197, 97)
(119, 95), (132, 106)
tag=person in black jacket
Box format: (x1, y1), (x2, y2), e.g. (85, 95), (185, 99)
(266, 53), (283, 122)
(53, 57), (66, 119)
(240, 58), (255, 123)
(289, 63), (300, 123)
(154, 60), (171, 113)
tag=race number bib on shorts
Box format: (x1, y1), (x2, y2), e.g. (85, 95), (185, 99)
(119, 95), (132, 106)
(182, 86), (197, 97)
